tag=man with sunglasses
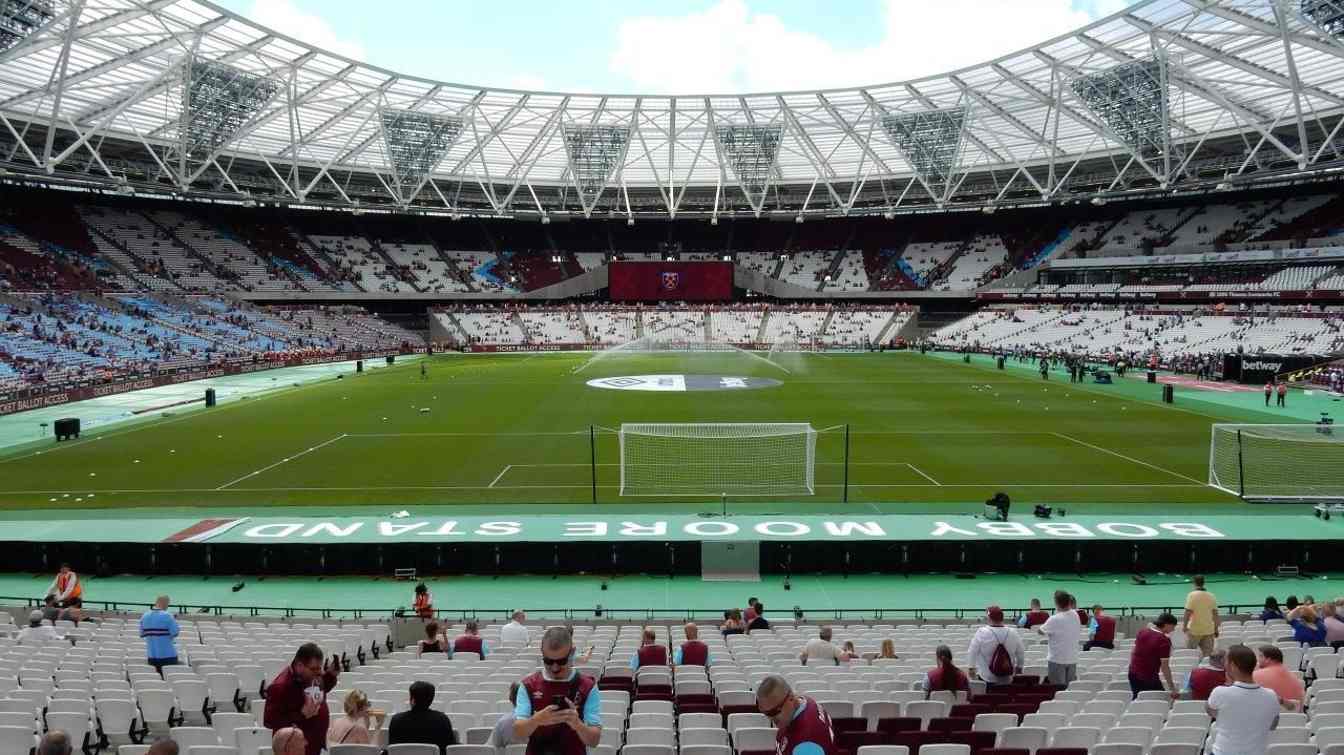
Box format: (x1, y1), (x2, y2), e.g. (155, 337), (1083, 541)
(513, 627), (602, 755)
(755, 675), (836, 755)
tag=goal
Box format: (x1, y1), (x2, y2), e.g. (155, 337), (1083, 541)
(619, 422), (817, 496)
(1208, 423), (1344, 501)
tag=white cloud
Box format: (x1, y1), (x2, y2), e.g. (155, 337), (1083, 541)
(244, 0), (366, 61)
(609, 0), (1125, 94)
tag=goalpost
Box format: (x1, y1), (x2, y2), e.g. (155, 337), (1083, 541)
(618, 422), (817, 496)
(1208, 423), (1344, 501)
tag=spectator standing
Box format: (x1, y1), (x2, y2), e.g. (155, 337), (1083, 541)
(675, 623), (711, 666)
(452, 620), (489, 657)
(922, 645), (970, 699)
(1184, 575), (1220, 657)
(500, 610), (530, 647)
(747, 604), (770, 633)
(1039, 591), (1081, 686)
(139, 595), (180, 673)
(328, 689), (382, 746)
(17, 610), (65, 644)
(1253, 646), (1306, 710)
(1287, 604), (1328, 647)
(513, 627), (602, 754)
(45, 563), (81, 609)
(1185, 650), (1226, 701)
(630, 627), (667, 670)
(755, 675), (836, 755)
(387, 681), (457, 755)
(1085, 605), (1117, 651)
(1017, 599), (1049, 628)
(263, 643), (340, 755)
(1260, 597), (1285, 622)
(412, 583), (433, 619)
(800, 626), (843, 666)
(1208, 645), (1280, 755)
(967, 605), (1024, 686)
(1129, 612), (1178, 699)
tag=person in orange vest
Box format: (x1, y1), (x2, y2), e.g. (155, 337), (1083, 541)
(1278, 381), (1288, 408)
(1265, 381), (1273, 407)
(412, 583), (434, 620)
(45, 563), (82, 609)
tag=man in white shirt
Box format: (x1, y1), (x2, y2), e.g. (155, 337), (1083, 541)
(499, 610), (529, 647)
(1039, 590), (1081, 686)
(798, 626), (843, 666)
(16, 610), (66, 645)
(966, 605), (1025, 685)
(1207, 644), (1279, 755)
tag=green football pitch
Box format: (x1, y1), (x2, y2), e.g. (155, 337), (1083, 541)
(0, 351), (1274, 514)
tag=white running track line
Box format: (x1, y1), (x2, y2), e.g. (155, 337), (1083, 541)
(906, 463), (942, 486)
(1050, 431), (1206, 485)
(488, 465), (513, 488)
(215, 434), (348, 490)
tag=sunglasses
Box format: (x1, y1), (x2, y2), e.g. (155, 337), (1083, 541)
(760, 697), (788, 718)
(542, 655), (570, 668)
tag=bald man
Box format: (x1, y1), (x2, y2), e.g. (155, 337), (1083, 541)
(273, 727), (306, 755)
(674, 623), (712, 667)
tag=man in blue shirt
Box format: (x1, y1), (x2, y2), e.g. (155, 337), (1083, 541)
(139, 595), (180, 674)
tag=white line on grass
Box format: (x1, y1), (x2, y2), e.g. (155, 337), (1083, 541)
(906, 463), (942, 486)
(214, 434), (348, 490)
(1049, 431), (1207, 485)
(0, 482), (1211, 495)
(488, 465), (513, 488)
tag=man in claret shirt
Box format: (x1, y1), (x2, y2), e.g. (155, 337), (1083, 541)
(756, 675), (836, 755)
(674, 623), (712, 667)
(1085, 605), (1117, 651)
(1017, 599), (1049, 629)
(629, 627), (667, 670)
(513, 627), (602, 755)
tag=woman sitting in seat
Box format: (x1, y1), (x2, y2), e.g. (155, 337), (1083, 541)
(328, 689), (384, 745)
(922, 644), (969, 699)
(416, 621), (450, 657)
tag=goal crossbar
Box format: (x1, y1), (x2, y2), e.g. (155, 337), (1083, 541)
(1208, 423), (1344, 501)
(619, 422), (817, 497)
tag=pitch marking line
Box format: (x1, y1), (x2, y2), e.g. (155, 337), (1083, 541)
(906, 463), (942, 486)
(487, 465), (514, 489)
(215, 433), (348, 490)
(1050, 431), (1206, 485)
(0, 482), (1211, 495)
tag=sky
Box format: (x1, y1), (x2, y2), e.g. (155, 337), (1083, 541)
(209, 0), (1135, 94)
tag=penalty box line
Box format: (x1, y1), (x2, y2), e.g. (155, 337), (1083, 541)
(488, 460), (943, 488)
(1050, 431), (1205, 485)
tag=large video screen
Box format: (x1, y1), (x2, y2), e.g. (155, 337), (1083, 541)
(608, 261), (734, 301)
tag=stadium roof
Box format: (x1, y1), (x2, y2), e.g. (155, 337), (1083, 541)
(3, 0), (1344, 219)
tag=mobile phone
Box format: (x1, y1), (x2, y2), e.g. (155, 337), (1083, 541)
(552, 696), (569, 710)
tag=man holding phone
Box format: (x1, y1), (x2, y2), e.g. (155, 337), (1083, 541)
(513, 627), (602, 755)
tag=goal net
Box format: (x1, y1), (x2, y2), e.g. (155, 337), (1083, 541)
(619, 422), (817, 496)
(1208, 423), (1344, 501)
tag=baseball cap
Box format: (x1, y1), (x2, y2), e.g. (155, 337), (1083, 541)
(986, 605), (1005, 623)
